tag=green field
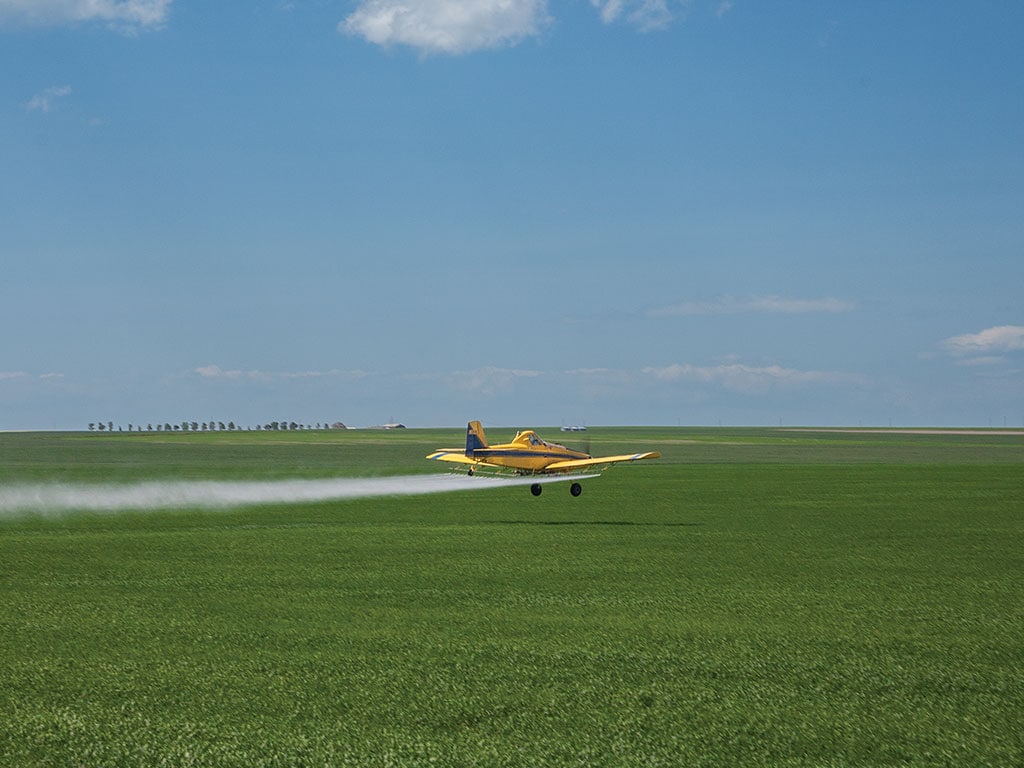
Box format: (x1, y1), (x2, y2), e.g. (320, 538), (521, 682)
(1, 428), (1022, 766)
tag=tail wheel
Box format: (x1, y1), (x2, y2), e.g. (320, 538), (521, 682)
(570, 482), (582, 497)
(530, 483), (542, 496)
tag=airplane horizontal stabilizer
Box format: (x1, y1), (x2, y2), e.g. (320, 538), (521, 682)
(426, 450), (480, 466)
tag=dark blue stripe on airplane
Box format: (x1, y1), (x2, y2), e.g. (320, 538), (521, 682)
(472, 449), (586, 460)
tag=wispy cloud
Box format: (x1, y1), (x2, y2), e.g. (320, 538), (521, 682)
(642, 362), (864, 393)
(817, 18), (839, 48)
(590, 0), (689, 31)
(0, 371), (64, 382)
(194, 365), (369, 382)
(0, 0), (171, 32)
(340, 0), (552, 55)
(25, 85), (71, 113)
(940, 325), (1024, 365)
(448, 366), (543, 396)
(195, 365), (267, 381)
(649, 295), (855, 317)
(953, 356), (1006, 367)
(423, 362), (865, 398)
(193, 360), (863, 405)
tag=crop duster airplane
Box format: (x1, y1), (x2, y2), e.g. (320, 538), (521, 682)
(426, 421), (660, 496)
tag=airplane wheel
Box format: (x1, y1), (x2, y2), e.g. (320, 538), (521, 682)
(530, 483), (542, 497)
(570, 482), (582, 497)
(467, 468), (474, 476)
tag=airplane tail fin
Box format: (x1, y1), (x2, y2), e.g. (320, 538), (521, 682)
(465, 421), (488, 456)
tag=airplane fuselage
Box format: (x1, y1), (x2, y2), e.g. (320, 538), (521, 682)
(468, 430), (590, 472)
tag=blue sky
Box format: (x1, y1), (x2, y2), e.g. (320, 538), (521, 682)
(2, 0), (1022, 429)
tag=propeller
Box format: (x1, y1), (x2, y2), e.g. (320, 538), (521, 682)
(559, 423), (590, 456)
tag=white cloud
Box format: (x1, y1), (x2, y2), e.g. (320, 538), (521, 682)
(642, 362), (863, 393)
(341, 0), (694, 54)
(0, 371), (30, 381)
(649, 295), (855, 317)
(25, 85), (71, 113)
(0, 0), (171, 32)
(941, 325), (1024, 359)
(340, 0), (552, 55)
(590, 0), (688, 31)
(715, 1), (733, 18)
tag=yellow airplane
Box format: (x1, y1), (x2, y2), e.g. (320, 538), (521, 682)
(426, 421), (660, 496)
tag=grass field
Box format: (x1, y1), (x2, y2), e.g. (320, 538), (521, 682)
(1, 427), (1022, 766)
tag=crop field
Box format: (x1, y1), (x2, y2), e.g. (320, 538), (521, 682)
(1, 427), (1022, 766)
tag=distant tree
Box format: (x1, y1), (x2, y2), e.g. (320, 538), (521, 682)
(225, 422), (233, 431)
(148, 424), (154, 431)
(108, 421), (114, 432)
(88, 423), (95, 431)
(98, 422), (106, 431)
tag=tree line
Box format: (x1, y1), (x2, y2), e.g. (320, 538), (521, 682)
(87, 421), (342, 433)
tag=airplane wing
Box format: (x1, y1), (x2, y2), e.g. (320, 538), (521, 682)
(543, 451), (661, 472)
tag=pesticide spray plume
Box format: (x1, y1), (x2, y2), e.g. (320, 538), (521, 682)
(0, 473), (597, 519)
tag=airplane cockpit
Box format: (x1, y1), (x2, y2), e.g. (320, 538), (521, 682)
(514, 431), (544, 446)
(513, 431), (547, 446)
(516, 430), (575, 452)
